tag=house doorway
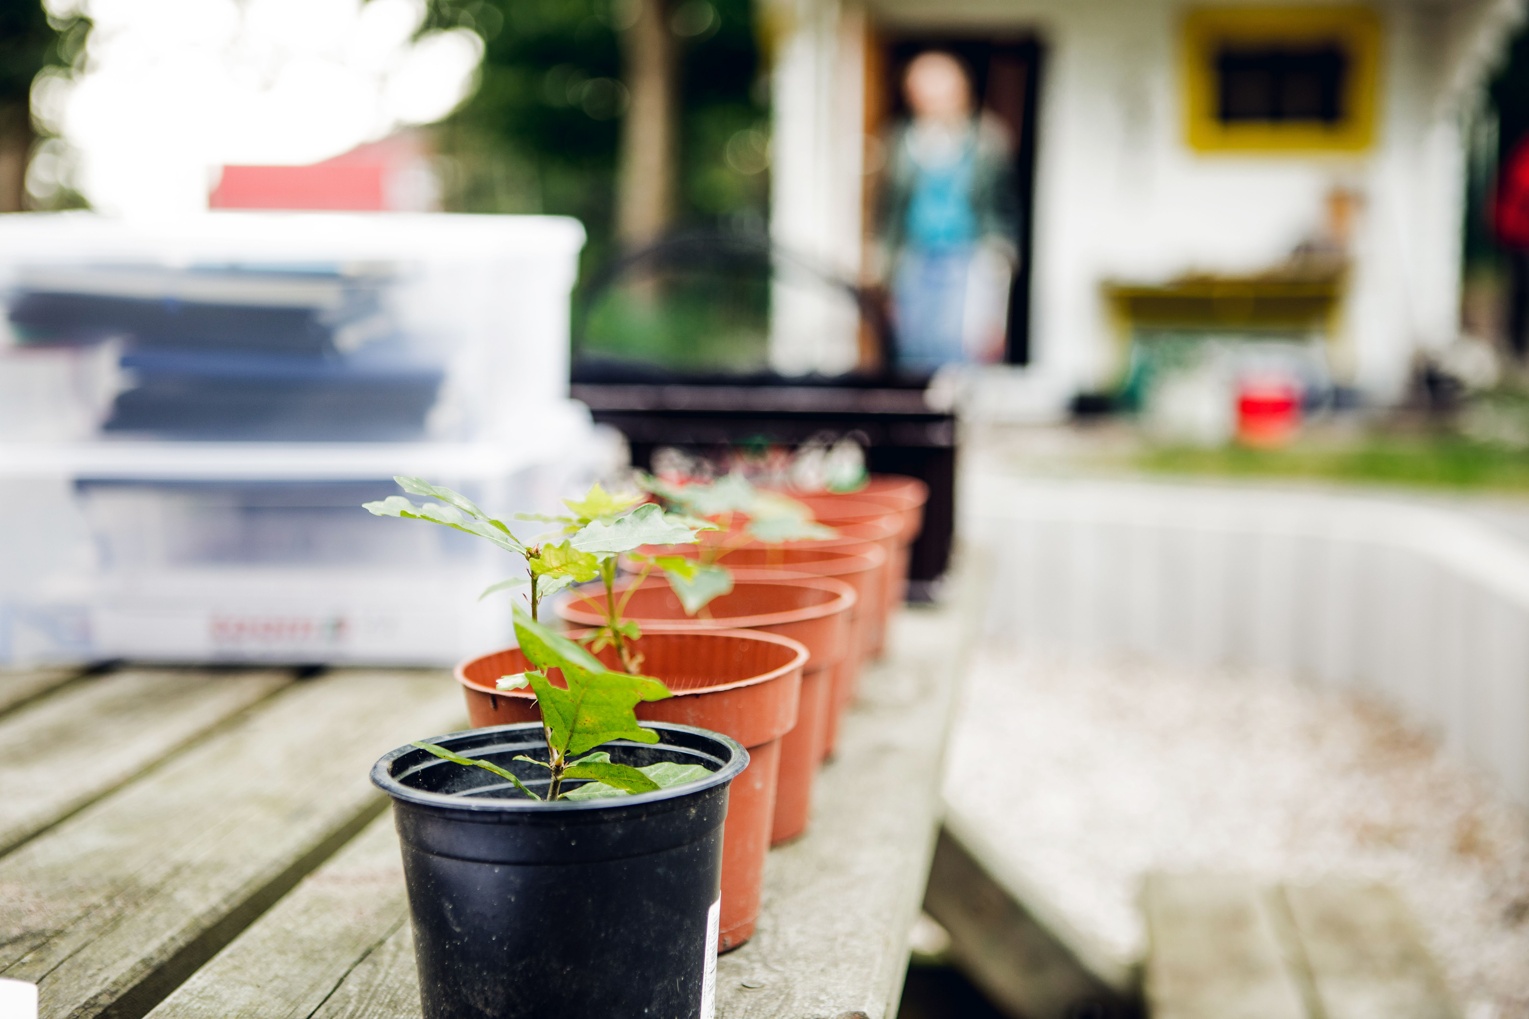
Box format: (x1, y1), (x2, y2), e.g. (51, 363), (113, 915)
(866, 34), (1044, 366)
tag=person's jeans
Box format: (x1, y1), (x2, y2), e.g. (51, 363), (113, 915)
(892, 248), (972, 372)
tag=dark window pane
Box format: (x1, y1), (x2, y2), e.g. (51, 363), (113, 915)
(1213, 43), (1350, 125)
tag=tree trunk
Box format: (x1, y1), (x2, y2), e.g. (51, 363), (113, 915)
(0, 105), (33, 213)
(616, 0), (677, 250)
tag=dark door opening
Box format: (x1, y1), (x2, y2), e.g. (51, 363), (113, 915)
(869, 34), (1044, 366)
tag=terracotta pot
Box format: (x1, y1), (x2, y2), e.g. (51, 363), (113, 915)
(644, 543), (885, 758)
(557, 577), (855, 845)
(786, 494), (915, 623)
(456, 628), (805, 951)
(691, 511), (901, 660)
(793, 516), (902, 659)
(852, 475), (929, 544)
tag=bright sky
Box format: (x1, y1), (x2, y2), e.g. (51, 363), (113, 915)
(32, 0), (484, 217)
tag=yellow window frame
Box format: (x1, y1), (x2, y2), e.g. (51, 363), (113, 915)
(1182, 5), (1382, 154)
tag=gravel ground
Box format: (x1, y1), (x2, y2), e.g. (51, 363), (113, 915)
(943, 646), (1529, 1017)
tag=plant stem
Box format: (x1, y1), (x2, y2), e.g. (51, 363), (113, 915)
(529, 568), (540, 622)
(546, 747), (566, 800)
(602, 559), (640, 673)
(613, 562), (653, 620)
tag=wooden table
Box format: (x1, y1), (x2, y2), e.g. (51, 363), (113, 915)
(0, 569), (972, 1019)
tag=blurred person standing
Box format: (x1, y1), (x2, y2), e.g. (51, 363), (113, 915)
(873, 51), (1020, 373)
(1495, 133), (1529, 360)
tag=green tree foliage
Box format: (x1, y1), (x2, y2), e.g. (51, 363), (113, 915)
(426, 0), (767, 269)
(0, 0), (89, 211)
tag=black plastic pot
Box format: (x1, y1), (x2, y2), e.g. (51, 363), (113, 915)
(372, 721), (748, 1019)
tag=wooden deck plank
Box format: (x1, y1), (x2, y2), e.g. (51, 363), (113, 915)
(0, 668), (291, 855)
(145, 812), (406, 1019)
(0, 668), (82, 718)
(1142, 873), (1307, 1019)
(923, 825), (1136, 1019)
(179, 564), (977, 1019)
(711, 593), (968, 1019)
(0, 669), (464, 1019)
(310, 924), (419, 1019)
(1279, 881), (1459, 1019)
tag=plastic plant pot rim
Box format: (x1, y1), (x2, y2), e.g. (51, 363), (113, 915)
(454, 627), (810, 700)
(775, 495), (891, 525)
(696, 512), (901, 546)
(634, 543), (888, 573)
(371, 720), (749, 814)
(557, 576), (858, 632)
(852, 475), (931, 506)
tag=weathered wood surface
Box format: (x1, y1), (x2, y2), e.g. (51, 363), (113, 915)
(924, 825), (1135, 1019)
(1142, 873), (1307, 1019)
(1280, 881), (1459, 1019)
(0, 670), (463, 1019)
(0, 668), (81, 717)
(710, 583), (970, 1019)
(0, 668), (291, 854)
(309, 924), (419, 1019)
(138, 564), (977, 1019)
(146, 812), (407, 1019)
(1143, 874), (1460, 1019)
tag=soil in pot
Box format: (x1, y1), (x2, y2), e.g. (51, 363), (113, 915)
(457, 628), (805, 950)
(557, 577), (856, 844)
(373, 721), (747, 1019)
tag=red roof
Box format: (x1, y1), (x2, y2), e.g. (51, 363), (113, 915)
(209, 134), (432, 212)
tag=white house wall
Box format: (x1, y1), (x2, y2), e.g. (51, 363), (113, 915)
(772, 0), (1519, 404)
(768, 0), (867, 376)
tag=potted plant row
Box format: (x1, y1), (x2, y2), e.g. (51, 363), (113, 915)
(636, 470), (923, 755)
(367, 478), (818, 954)
(361, 468), (926, 1017)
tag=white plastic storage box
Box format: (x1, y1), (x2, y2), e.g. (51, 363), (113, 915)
(0, 212), (609, 666)
(0, 419), (619, 665)
(0, 212), (584, 441)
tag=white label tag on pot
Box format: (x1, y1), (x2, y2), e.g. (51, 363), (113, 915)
(0, 978), (38, 1019)
(700, 897), (720, 1019)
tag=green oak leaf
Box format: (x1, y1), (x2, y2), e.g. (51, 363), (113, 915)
(528, 541), (600, 582)
(750, 490), (818, 521)
(515, 607), (607, 674)
(678, 473), (759, 517)
(746, 514), (838, 542)
(514, 608), (670, 757)
(478, 576), (528, 601)
(563, 482), (644, 523)
(537, 573), (580, 599)
(562, 761), (713, 800)
(635, 553), (699, 580)
(364, 477), (524, 555)
(563, 752), (661, 794)
(635, 472), (689, 507)
(411, 741), (540, 800)
(569, 502), (711, 555)
(641, 761), (714, 788)
(395, 477), (504, 525)
(665, 561), (734, 614)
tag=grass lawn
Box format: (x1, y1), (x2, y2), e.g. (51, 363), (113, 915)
(1138, 435), (1529, 493)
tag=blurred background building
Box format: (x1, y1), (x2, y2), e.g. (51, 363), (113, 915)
(7, 0), (1529, 406)
(7, 2), (1529, 1016)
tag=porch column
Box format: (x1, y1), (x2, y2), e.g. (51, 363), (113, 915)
(767, 0), (866, 376)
